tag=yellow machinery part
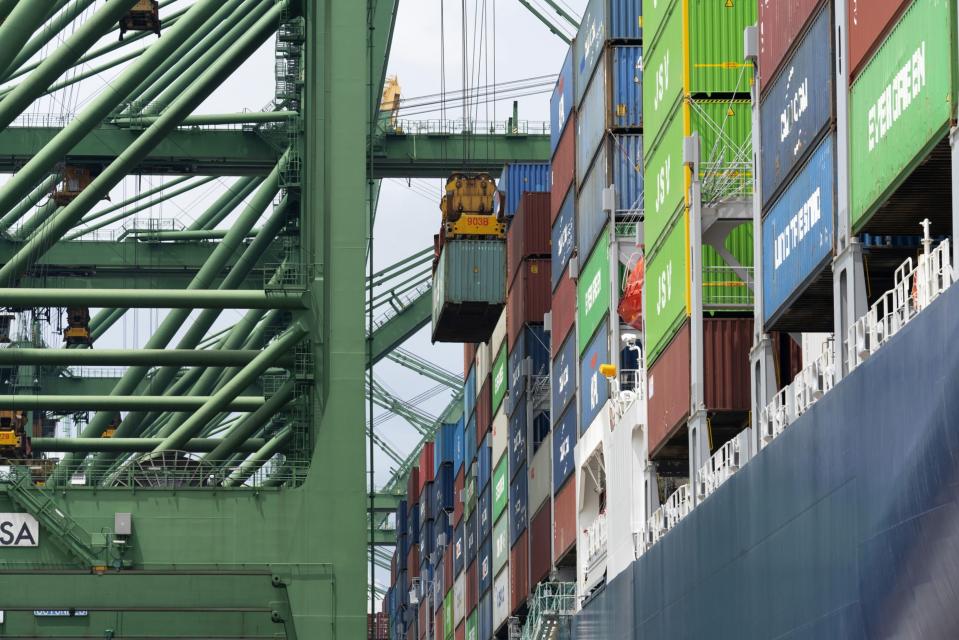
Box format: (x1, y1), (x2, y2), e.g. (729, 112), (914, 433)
(440, 173), (496, 223)
(445, 214), (506, 239)
(0, 430), (21, 447)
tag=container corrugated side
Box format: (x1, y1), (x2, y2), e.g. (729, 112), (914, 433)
(702, 222), (754, 310)
(849, 0), (912, 80)
(552, 477), (576, 562)
(610, 45), (643, 129)
(478, 591), (493, 640)
(647, 319), (691, 457)
(529, 501), (552, 585)
(576, 55), (608, 185)
(645, 214), (688, 366)
(574, 0), (608, 105)
(642, 0), (684, 148)
(644, 0), (678, 53)
(454, 573), (465, 625)
(464, 368), (476, 420)
(849, 0), (956, 231)
(551, 188), (576, 291)
(492, 455), (508, 523)
(492, 510), (508, 574)
(551, 402), (577, 492)
(491, 344), (507, 415)
(610, 133), (643, 216)
(576, 142), (608, 261)
(550, 46), (575, 153)
(509, 530), (530, 614)
(506, 259), (551, 348)
(643, 102), (685, 254)
(491, 406), (507, 464)
(528, 431), (552, 515)
(474, 342), (491, 394)
(550, 270), (576, 356)
(464, 342), (476, 378)
(466, 559), (478, 613)
(758, 0), (824, 90)
(509, 462), (529, 545)
(507, 394), (527, 480)
(703, 317), (753, 412)
(579, 318), (611, 432)
(476, 377), (492, 444)
(478, 534), (492, 596)
(551, 123), (575, 225)
(576, 230), (611, 355)
(492, 564), (510, 633)
(687, 0), (757, 94)
(508, 325), (550, 402)
(762, 135), (835, 326)
(432, 239), (506, 342)
(759, 6), (833, 209)
(507, 192), (551, 287)
(551, 331), (576, 417)
(498, 163), (551, 218)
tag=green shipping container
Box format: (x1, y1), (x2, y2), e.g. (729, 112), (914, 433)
(577, 227), (611, 355)
(444, 591), (454, 639)
(432, 239), (507, 343)
(849, 0), (956, 230)
(646, 215), (689, 365)
(492, 512), (509, 574)
(492, 456), (508, 521)
(644, 106), (686, 253)
(703, 222), (754, 310)
(463, 473), (476, 519)
(643, 0), (757, 151)
(466, 611), (477, 640)
(491, 345), (507, 414)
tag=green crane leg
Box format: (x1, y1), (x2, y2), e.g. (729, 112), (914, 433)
(0, 0), (223, 228)
(139, 0), (269, 114)
(43, 48), (146, 97)
(0, 175), (58, 234)
(187, 177), (265, 231)
(206, 380), (296, 461)
(0, 0), (57, 80)
(0, 348), (283, 367)
(0, 0), (17, 22)
(0, 289), (304, 309)
(9, 200), (59, 240)
(222, 426), (292, 487)
(77, 175), (194, 224)
(0, 395), (266, 411)
(119, 0), (249, 113)
(154, 325), (306, 451)
(32, 437), (270, 453)
(3, 0), (101, 80)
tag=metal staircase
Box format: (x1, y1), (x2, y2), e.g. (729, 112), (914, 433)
(520, 582), (576, 640)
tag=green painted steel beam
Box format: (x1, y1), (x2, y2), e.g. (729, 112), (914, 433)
(32, 437), (270, 453)
(113, 111), (299, 127)
(222, 426), (292, 487)
(516, 0), (572, 43)
(0, 348), (288, 367)
(0, 289), (306, 309)
(0, 0), (58, 80)
(0, 395), (267, 411)
(368, 287), (432, 366)
(0, 127), (280, 176)
(384, 348), (462, 389)
(371, 131), (551, 178)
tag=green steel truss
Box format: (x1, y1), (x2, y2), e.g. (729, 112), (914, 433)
(0, 0), (548, 636)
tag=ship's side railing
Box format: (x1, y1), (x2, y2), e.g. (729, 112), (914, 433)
(607, 368), (644, 426)
(697, 429), (751, 502)
(848, 237), (953, 373)
(759, 340), (835, 449)
(583, 511), (608, 580)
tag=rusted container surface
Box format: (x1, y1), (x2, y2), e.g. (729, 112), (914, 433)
(508, 193), (552, 288)
(476, 376), (492, 442)
(509, 530), (530, 614)
(647, 320), (691, 457)
(848, 0), (911, 80)
(454, 468), (465, 526)
(466, 560), (478, 612)
(464, 343), (476, 379)
(758, 0), (825, 89)
(550, 269), (576, 358)
(552, 475), (576, 563)
(551, 119), (576, 224)
(507, 259), (552, 348)
(703, 319), (753, 411)
(529, 502), (552, 585)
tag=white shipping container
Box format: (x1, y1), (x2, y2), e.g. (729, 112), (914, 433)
(491, 406), (508, 464)
(475, 342), (492, 393)
(454, 573), (465, 624)
(491, 310), (507, 358)
(492, 564), (511, 631)
(528, 432), (553, 515)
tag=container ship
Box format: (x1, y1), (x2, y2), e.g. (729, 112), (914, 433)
(384, 0), (959, 638)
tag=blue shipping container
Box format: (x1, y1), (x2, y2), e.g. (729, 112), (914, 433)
(497, 163), (551, 218)
(760, 6), (833, 209)
(478, 434), (492, 491)
(508, 394), (528, 480)
(454, 520), (465, 576)
(479, 592), (493, 640)
(611, 45), (643, 129)
(465, 413), (477, 468)
(396, 499), (408, 538)
(507, 325), (550, 404)
(479, 537), (493, 595)
(434, 518), (451, 561)
(552, 402), (578, 491)
(762, 135), (835, 325)
(420, 480), (433, 523)
(577, 146), (608, 264)
(551, 330), (576, 417)
(464, 368), (477, 418)
(434, 422), (457, 476)
(580, 319), (610, 433)
(433, 464), (455, 515)
(453, 416), (465, 474)
(551, 187), (576, 291)
(574, 0), (643, 106)
(550, 46), (575, 153)
(408, 502), (420, 543)
(479, 485), (492, 542)
(421, 517), (435, 557)
(465, 513), (476, 568)
(509, 463), (529, 546)
(576, 55), (607, 185)
(611, 133), (643, 215)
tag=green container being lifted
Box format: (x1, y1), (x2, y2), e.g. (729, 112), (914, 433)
(432, 238), (507, 343)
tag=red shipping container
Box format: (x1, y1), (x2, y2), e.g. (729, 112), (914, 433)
(508, 193), (552, 287)
(406, 621), (417, 640)
(648, 321), (691, 457)
(466, 560), (478, 612)
(407, 545), (420, 579)
(529, 502), (552, 585)
(455, 622), (465, 640)
(758, 0), (823, 90)
(550, 116), (575, 224)
(849, 0), (911, 80)
(476, 376), (492, 443)
(419, 602), (429, 640)
(703, 318), (753, 412)
(464, 343), (476, 378)
(435, 608), (443, 640)
(407, 466), (420, 506)
(552, 477), (576, 563)
(454, 468), (465, 526)
(770, 331), (803, 390)
(391, 549), (397, 583)
(445, 543), (454, 591)
(417, 443), (434, 495)
(509, 530), (530, 614)
(550, 271), (575, 358)
(507, 259), (551, 349)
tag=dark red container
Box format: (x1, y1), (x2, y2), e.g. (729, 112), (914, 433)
(455, 622), (465, 640)
(407, 466), (421, 506)
(550, 115), (575, 224)
(550, 270), (575, 358)
(771, 331), (803, 390)
(464, 343), (476, 379)
(510, 530), (530, 614)
(508, 193), (552, 288)
(391, 549), (397, 583)
(445, 543), (454, 590)
(552, 476), (576, 563)
(703, 318), (753, 412)
(419, 602), (429, 640)
(476, 376), (492, 443)
(849, 0), (911, 80)
(507, 259), (551, 349)
(454, 468), (465, 526)
(758, 0), (824, 90)
(368, 613), (389, 640)
(466, 560), (478, 612)
(529, 502), (552, 585)
(435, 608), (443, 640)
(648, 320), (691, 457)
(417, 443), (434, 495)
(407, 545), (420, 579)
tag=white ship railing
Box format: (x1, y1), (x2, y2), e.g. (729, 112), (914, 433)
(584, 511), (608, 574)
(607, 368), (644, 426)
(697, 431), (748, 502)
(759, 340), (835, 449)
(663, 483), (691, 530)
